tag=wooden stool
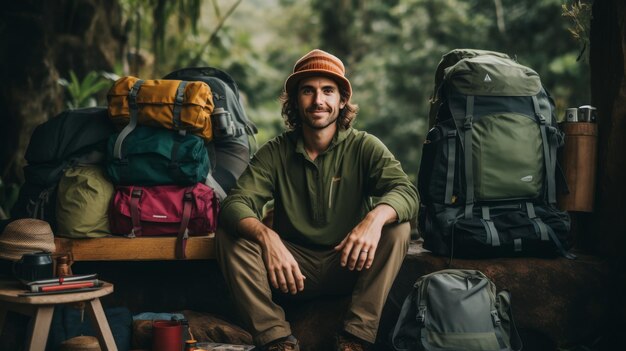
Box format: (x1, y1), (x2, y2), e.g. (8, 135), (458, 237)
(0, 279), (117, 351)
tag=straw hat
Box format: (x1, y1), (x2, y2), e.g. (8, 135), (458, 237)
(0, 218), (56, 261)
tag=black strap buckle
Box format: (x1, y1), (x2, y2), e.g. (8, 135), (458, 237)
(184, 192), (193, 201)
(464, 116), (473, 130)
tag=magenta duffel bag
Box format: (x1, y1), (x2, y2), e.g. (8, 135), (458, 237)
(109, 183), (219, 259)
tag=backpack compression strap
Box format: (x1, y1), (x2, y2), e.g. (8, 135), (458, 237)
(113, 80), (189, 160)
(129, 188), (143, 238)
(172, 81), (188, 130)
(175, 189), (193, 259)
(463, 96), (475, 219)
(531, 96), (557, 204)
(481, 206), (501, 247)
(113, 79), (144, 159)
(525, 202), (576, 259)
(444, 130), (457, 205)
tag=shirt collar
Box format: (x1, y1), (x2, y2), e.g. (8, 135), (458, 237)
(292, 126), (352, 157)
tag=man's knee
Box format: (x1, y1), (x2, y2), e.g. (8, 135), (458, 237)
(215, 227), (263, 267)
(380, 221), (411, 248)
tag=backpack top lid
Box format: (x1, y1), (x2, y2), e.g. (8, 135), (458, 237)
(163, 66), (258, 139)
(431, 49), (511, 100)
(163, 66), (241, 102)
(25, 107), (115, 164)
(444, 55), (542, 97)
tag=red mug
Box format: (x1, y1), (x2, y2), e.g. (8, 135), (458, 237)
(152, 320), (183, 351)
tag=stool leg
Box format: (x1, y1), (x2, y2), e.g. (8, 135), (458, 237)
(25, 305), (54, 351)
(86, 298), (118, 351)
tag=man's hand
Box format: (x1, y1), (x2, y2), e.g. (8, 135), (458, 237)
(237, 217), (305, 295)
(334, 204), (398, 271)
(259, 230), (306, 294)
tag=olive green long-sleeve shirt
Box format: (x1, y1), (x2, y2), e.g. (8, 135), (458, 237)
(220, 127), (418, 247)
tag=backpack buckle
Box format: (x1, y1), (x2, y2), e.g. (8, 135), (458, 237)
(463, 116), (473, 130)
(131, 189), (143, 198)
(491, 310), (501, 326)
(184, 192), (193, 202)
(536, 113), (546, 125)
(416, 306), (427, 325)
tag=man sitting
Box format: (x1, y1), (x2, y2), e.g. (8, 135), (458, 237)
(216, 49), (418, 351)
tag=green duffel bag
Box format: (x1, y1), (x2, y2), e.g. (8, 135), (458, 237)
(106, 125), (210, 185)
(56, 165), (113, 238)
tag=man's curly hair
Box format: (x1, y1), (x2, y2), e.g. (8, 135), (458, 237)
(280, 84), (358, 130)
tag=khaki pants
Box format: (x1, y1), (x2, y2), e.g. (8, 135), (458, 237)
(215, 222), (410, 346)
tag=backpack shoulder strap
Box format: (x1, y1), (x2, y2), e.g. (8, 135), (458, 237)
(531, 95), (557, 204)
(391, 288), (418, 351)
(498, 290), (522, 351)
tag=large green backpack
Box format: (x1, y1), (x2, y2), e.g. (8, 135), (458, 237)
(392, 269), (522, 351)
(418, 49), (572, 259)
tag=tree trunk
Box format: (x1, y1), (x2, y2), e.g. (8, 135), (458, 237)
(0, 0), (125, 186)
(589, 0), (626, 261)
(589, 0), (626, 338)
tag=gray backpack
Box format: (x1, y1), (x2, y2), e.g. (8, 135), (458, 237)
(392, 269), (522, 351)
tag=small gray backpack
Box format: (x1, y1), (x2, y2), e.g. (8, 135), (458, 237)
(392, 269), (522, 351)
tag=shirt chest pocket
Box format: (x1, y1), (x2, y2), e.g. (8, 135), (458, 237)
(328, 176), (341, 209)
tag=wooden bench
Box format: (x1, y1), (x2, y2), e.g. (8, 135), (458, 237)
(54, 234), (216, 261)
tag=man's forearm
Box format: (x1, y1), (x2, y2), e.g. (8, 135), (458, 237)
(236, 217), (279, 246)
(366, 204), (398, 227)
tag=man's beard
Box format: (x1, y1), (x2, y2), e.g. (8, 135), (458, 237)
(302, 107), (340, 130)
(303, 114), (338, 130)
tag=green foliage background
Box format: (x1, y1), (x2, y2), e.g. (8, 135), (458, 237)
(118, 0), (590, 182)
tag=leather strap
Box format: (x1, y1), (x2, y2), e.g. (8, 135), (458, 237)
(129, 188), (143, 237)
(175, 188), (194, 259)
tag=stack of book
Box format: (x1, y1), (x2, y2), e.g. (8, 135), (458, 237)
(20, 273), (101, 296)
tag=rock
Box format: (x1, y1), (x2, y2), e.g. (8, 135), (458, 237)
(281, 241), (610, 350)
(184, 310), (252, 344)
(378, 241), (610, 349)
(130, 310), (251, 349)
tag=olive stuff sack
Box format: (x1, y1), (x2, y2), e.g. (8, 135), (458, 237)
(418, 49), (573, 259)
(392, 269), (521, 351)
(56, 165), (113, 238)
(107, 76), (215, 141)
(109, 183), (218, 259)
(12, 107), (115, 228)
(163, 67), (258, 196)
(106, 125), (210, 186)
